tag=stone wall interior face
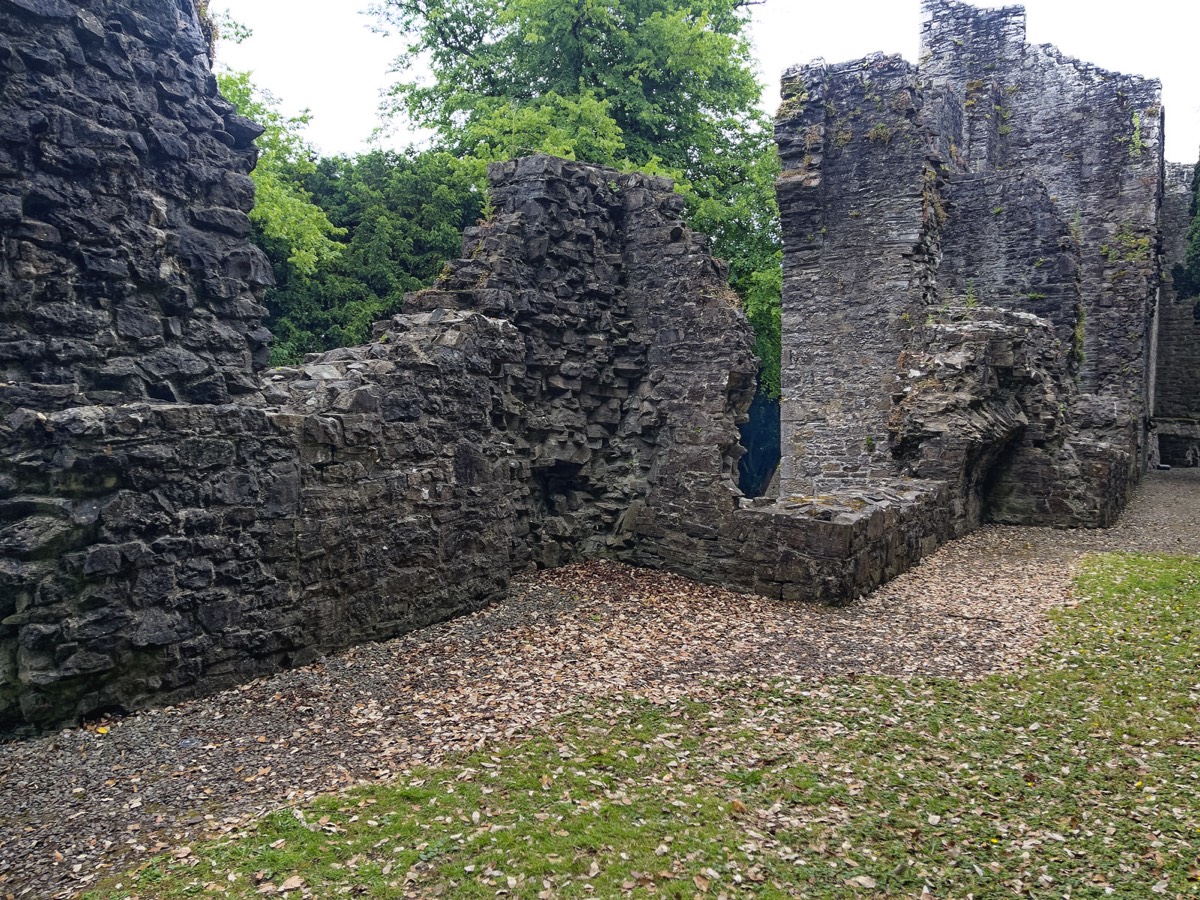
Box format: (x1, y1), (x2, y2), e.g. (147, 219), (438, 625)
(0, 0), (273, 411)
(2, 0), (1196, 733)
(776, 0), (1186, 528)
(1155, 163), (1200, 466)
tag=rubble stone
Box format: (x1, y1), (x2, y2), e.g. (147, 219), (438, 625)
(1, 0), (1197, 732)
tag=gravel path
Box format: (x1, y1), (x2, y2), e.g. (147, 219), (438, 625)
(2, 470), (1198, 898)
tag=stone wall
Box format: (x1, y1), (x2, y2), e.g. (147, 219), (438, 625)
(1, 132), (962, 732)
(891, 308), (1126, 527)
(775, 0), (1172, 521)
(0, 137), (768, 729)
(3, 0), (1196, 733)
(0, 0), (273, 411)
(1, 310), (524, 729)
(1155, 162), (1200, 464)
(775, 54), (935, 490)
(921, 0), (1163, 472)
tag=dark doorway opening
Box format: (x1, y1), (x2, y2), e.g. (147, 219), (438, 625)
(738, 391), (780, 498)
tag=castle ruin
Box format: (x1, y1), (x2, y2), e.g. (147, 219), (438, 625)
(0, 0), (1196, 731)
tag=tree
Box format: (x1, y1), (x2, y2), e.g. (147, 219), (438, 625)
(217, 65), (483, 363)
(264, 150), (484, 362)
(215, 71), (344, 281)
(372, 0), (782, 395)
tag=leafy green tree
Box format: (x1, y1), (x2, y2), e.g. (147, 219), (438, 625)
(216, 70), (344, 280)
(217, 62), (483, 364)
(264, 151), (484, 362)
(685, 126), (782, 397)
(372, 0), (782, 395)
(376, 0), (760, 165)
(461, 92), (629, 167)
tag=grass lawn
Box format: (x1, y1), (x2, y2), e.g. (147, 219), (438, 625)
(91, 553), (1200, 898)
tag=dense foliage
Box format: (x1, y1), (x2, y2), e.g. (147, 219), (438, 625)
(372, 0), (783, 395)
(1171, 162), (1200, 298)
(216, 71), (344, 281)
(221, 1), (782, 394)
(214, 72), (484, 364)
(262, 151), (483, 362)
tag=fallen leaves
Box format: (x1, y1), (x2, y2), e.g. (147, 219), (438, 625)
(4, 474), (1200, 897)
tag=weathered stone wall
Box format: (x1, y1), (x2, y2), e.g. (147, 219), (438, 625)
(891, 308), (1125, 527)
(775, 0), (1170, 521)
(0, 142), (768, 730)
(775, 55), (935, 492)
(919, 0), (1163, 473)
(0, 0), (273, 411)
(1155, 161), (1200, 465)
(1, 311), (525, 729)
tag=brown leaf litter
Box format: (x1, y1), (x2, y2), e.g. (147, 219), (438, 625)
(1, 470), (1197, 898)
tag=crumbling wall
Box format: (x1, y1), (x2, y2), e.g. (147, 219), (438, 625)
(0, 0), (273, 411)
(891, 308), (1123, 527)
(0, 136), (768, 730)
(775, 0), (1169, 523)
(1155, 162), (1200, 465)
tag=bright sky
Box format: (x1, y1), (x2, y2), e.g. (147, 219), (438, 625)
(213, 0), (1199, 163)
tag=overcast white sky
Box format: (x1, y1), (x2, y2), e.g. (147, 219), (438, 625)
(214, 0), (1199, 163)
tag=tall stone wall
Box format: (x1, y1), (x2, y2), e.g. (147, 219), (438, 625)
(0, 0), (273, 411)
(1155, 162), (1200, 465)
(775, 0), (1172, 522)
(919, 0), (1163, 469)
(776, 55), (936, 489)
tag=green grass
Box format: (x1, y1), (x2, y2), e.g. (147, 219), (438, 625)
(91, 554), (1200, 898)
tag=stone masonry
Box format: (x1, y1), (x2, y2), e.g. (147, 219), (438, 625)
(0, 0), (948, 732)
(775, 0), (1185, 527)
(1, 0), (1196, 732)
(1156, 162), (1200, 466)
(0, 0), (272, 410)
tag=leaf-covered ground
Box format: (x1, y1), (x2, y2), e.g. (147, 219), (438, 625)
(3, 471), (1198, 898)
(90, 552), (1200, 899)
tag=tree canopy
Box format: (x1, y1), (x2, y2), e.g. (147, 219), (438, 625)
(263, 150), (483, 362)
(217, 62), (482, 364)
(216, 70), (344, 280)
(372, 0), (783, 395)
(374, 0), (760, 167)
